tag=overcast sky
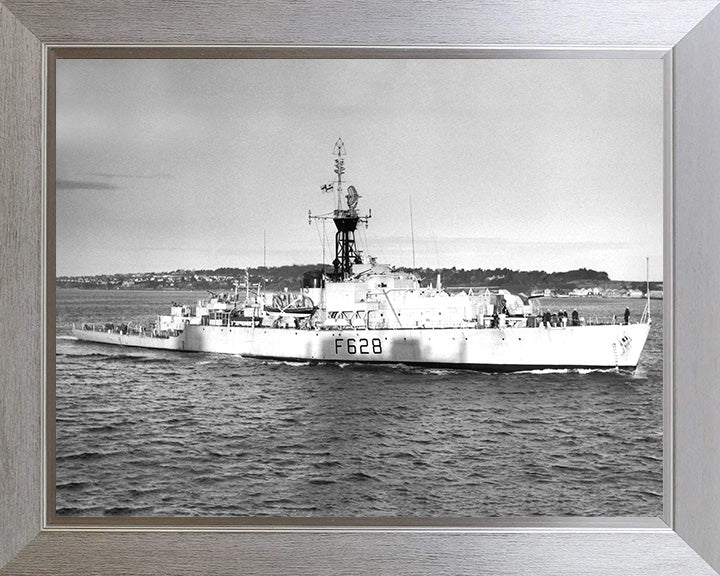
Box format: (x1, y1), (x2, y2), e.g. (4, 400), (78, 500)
(56, 59), (663, 280)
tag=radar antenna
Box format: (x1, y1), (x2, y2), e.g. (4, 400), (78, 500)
(308, 139), (371, 281)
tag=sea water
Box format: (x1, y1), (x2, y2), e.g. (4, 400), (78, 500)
(55, 289), (662, 517)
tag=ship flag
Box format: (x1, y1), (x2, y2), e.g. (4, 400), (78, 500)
(321, 183), (334, 193)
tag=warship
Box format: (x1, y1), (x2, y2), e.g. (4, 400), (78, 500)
(72, 139), (651, 371)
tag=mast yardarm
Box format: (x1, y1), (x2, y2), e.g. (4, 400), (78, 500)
(309, 138), (371, 280)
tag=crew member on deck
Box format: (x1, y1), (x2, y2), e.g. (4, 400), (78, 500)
(571, 309), (579, 326)
(624, 307), (630, 325)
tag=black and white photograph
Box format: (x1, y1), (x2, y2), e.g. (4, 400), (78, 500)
(55, 58), (663, 518)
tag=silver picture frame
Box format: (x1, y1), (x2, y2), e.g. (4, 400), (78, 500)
(2, 1), (720, 574)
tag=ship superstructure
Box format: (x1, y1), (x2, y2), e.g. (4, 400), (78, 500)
(72, 139), (652, 371)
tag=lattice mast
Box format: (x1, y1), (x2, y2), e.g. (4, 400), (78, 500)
(309, 138), (371, 281)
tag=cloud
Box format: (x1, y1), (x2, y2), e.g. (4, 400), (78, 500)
(56, 179), (120, 191)
(88, 172), (172, 180)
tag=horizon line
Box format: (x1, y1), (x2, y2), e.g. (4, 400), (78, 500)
(55, 263), (663, 284)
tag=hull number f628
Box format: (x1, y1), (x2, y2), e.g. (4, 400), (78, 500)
(335, 338), (382, 355)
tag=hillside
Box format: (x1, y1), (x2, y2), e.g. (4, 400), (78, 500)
(56, 264), (662, 295)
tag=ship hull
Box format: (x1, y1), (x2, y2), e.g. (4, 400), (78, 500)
(71, 322), (651, 371)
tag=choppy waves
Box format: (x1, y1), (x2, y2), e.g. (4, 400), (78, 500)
(54, 290), (663, 518)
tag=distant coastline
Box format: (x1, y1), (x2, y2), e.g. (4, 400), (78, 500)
(56, 264), (663, 299)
